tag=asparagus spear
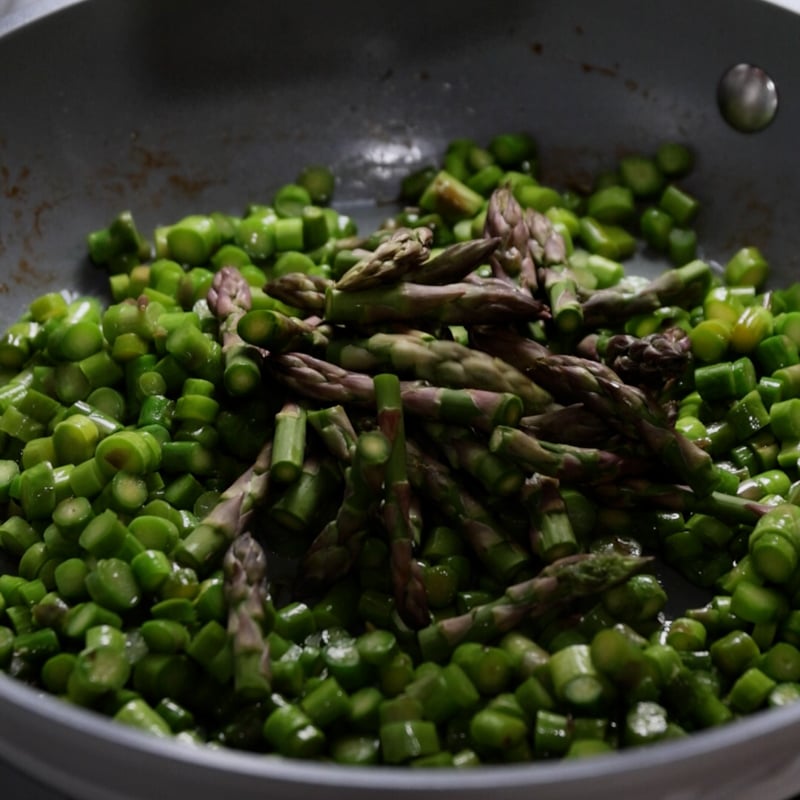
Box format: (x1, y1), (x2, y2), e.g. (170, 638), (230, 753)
(207, 266), (263, 396)
(541, 263), (583, 334)
(483, 185), (538, 289)
(483, 187), (568, 293)
(264, 272), (331, 313)
(270, 351), (524, 429)
(525, 205), (568, 267)
(523, 475), (579, 562)
(577, 327), (693, 387)
(223, 532), (272, 699)
(237, 309), (330, 354)
(588, 479), (772, 525)
(336, 226), (433, 290)
(375, 374), (429, 629)
(175, 441), (272, 572)
(307, 404), (359, 463)
(298, 429), (392, 593)
(324, 278), (549, 326)
(471, 327), (719, 496)
(417, 552), (651, 661)
(423, 421), (525, 497)
(519, 405), (614, 449)
(326, 331), (552, 414)
(579, 259), (713, 327)
(489, 425), (641, 484)
(270, 401), (307, 484)
(405, 440), (533, 584)
(410, 237), (501, 285)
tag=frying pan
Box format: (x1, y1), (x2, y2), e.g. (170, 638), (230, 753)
(2, 0), (800, 798)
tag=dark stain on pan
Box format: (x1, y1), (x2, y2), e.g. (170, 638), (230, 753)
(530, 41), (543, 55)
(32, 201), (54, 238)
(1, 165), (30, 200)
(13, 257), (55, 287)
(167, 174), (216, 197)
(581, 62), (619, 78)
(95, 142), (180, 195)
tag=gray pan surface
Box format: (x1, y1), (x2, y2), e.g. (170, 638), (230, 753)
(3, 0), (800, 798)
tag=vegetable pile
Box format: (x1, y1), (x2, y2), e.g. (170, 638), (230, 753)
(1, 131), (799, 765)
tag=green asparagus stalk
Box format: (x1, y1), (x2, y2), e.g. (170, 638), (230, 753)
(175, 441), (272, 573)
(270, 351), (524, 429)
(223, 532), (272, 699)
(325, 331), (552, 414)
(417, 552), (651, 661)
(471, 327), (719, 496)
(335, 226), (433, 290)
(519, 405), (612, 449)
(523, 476), (579, 563)
(579, 259), (713, 326)
(406, 440), (533, 584)
(410, 236), (501, 285)
(375, 374), (429, 628)
(265, 272), (331, 313)
(237, 309), (330, 354)
(423, 421), (525, 497)
(268, 455), (342, 534)
(324, 277), (549, 326)
(588, 479), (772, 525)
(270, 401), (307, 484)
(298, 429), (392, 593)
(489, 425), (639, 484)
(542, 263), (583, 334)
(307, 404), (359, 463)
(207, 266), (263, 396)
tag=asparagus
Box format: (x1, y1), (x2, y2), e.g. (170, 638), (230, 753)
(307, 405), (359, 463)
(579, 259), (713, 327)
(375, 374), (429, 629)
(489, 425), (642, 484)
(483, 187), (568, 296)
(588, 479), (773, 525)
(483, 185), (538, 289)
(471, 327), (720, 496)
(519, 405), (614, 449)
(423, 421), (525, 497)
(405, 440), (533, 584)
(417, 552), (651, 661)
(207, 266), (263, 396)
(237, 309), (330, 354)
(521, 200), (581, 331)
(336, 226), (433, 290)
(542, 263), (583, 334)
(523, 475), (579, 562)
(175, 441), (272, 572)
(577, 327), (693, 387)
(298, 429), (392, 593)
(324, 278), (549, 326)
(410, 237), (501, 285)
(525, 206), (568, 267)
(270, 401), (307, 484)
(325, 331), (552, 414)
(270, 351), (524, 429)
(264, 272), (331, 313)
(223, 532), (271, 699)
